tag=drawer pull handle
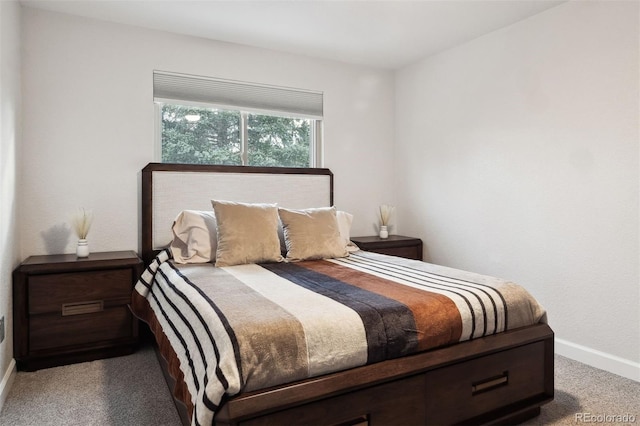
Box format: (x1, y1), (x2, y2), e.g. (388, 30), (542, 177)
(472, 371), (509, 395)
(336, 415), (369, 426)
(62, 301), (104, 316)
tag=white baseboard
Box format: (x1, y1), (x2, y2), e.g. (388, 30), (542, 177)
(0, 359), (17, 414)
(555, 338), (640, 382)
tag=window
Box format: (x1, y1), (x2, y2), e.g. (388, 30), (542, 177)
(159, 104), (315, 167)
(160, 105), (241, 165)
(154, 71), (323, 167)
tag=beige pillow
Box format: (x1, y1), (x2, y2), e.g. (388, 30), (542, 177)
(278, 212), (346, 254)
(170, 210), (217, 264)
(278, 206), (349, 261)
(212, 200), (284, 267)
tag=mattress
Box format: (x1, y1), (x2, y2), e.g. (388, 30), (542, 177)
(131, 250), (546, 426)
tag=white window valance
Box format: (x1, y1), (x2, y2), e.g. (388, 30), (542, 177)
(153, 71), (323, 119)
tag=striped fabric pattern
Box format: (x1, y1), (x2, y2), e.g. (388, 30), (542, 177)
(132, 250), (546, 426)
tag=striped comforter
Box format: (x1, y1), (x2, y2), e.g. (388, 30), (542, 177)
(132, 250), (546, 426)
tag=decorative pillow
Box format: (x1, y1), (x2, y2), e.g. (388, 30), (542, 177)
(170, 210), (217, 264)
(278, 209), (353, 253)
(211, 200), (284, 267)
(278, 206), (349, 261)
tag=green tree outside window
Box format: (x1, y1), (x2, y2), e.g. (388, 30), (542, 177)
(161, 104), (312, 167)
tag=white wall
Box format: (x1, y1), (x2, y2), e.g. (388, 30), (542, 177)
(396, 1), (639, 379)
(20, 7), (396, 258)
(0, 0), (21, 410)
(18, 0), (639, 385)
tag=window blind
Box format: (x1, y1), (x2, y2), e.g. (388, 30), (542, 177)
(153, 71), (323, 119)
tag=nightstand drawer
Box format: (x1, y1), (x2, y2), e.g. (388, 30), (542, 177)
(28, 269), (132, 314)
(30, 306), (133, 351)
(351, 235), (423, 261)
(371, 246), (421, 260)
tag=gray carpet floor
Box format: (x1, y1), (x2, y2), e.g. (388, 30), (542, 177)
(0, 345), (181, 426)
(522, 355), (639, 426)
(0, 346), (638, 425)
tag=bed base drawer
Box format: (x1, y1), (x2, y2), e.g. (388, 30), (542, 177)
(425, 341), (548, 425)
(238, 375), (427, 426)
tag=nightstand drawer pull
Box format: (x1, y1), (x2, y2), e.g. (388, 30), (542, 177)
(471, 371), (509, 395)
(62, 301), (104, 316)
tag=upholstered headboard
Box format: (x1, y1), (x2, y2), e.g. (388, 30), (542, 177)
(141, 163), (333, 264)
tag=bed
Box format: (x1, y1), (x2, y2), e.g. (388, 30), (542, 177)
(133, 162), (554, 426)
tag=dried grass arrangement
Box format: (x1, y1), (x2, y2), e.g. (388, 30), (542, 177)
(379, 204), (395, 226)
(72, 208), (93, 240)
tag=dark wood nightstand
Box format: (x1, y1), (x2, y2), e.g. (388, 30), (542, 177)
(13, 250), (143, 371)
(351, 235), (423, 260)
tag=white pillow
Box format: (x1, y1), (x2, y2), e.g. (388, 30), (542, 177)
(336, 210), (359, 252)
(169, 210), (217, 264)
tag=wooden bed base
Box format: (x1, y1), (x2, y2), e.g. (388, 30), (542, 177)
(152, 322), (553, 426)
(140, 163), (554, 425)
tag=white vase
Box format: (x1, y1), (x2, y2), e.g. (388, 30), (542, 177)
(379, 225), (389, 239)
(76, 239), (90, 258)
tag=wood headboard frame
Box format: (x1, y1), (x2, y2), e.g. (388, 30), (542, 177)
(141, 163), (333, 264)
